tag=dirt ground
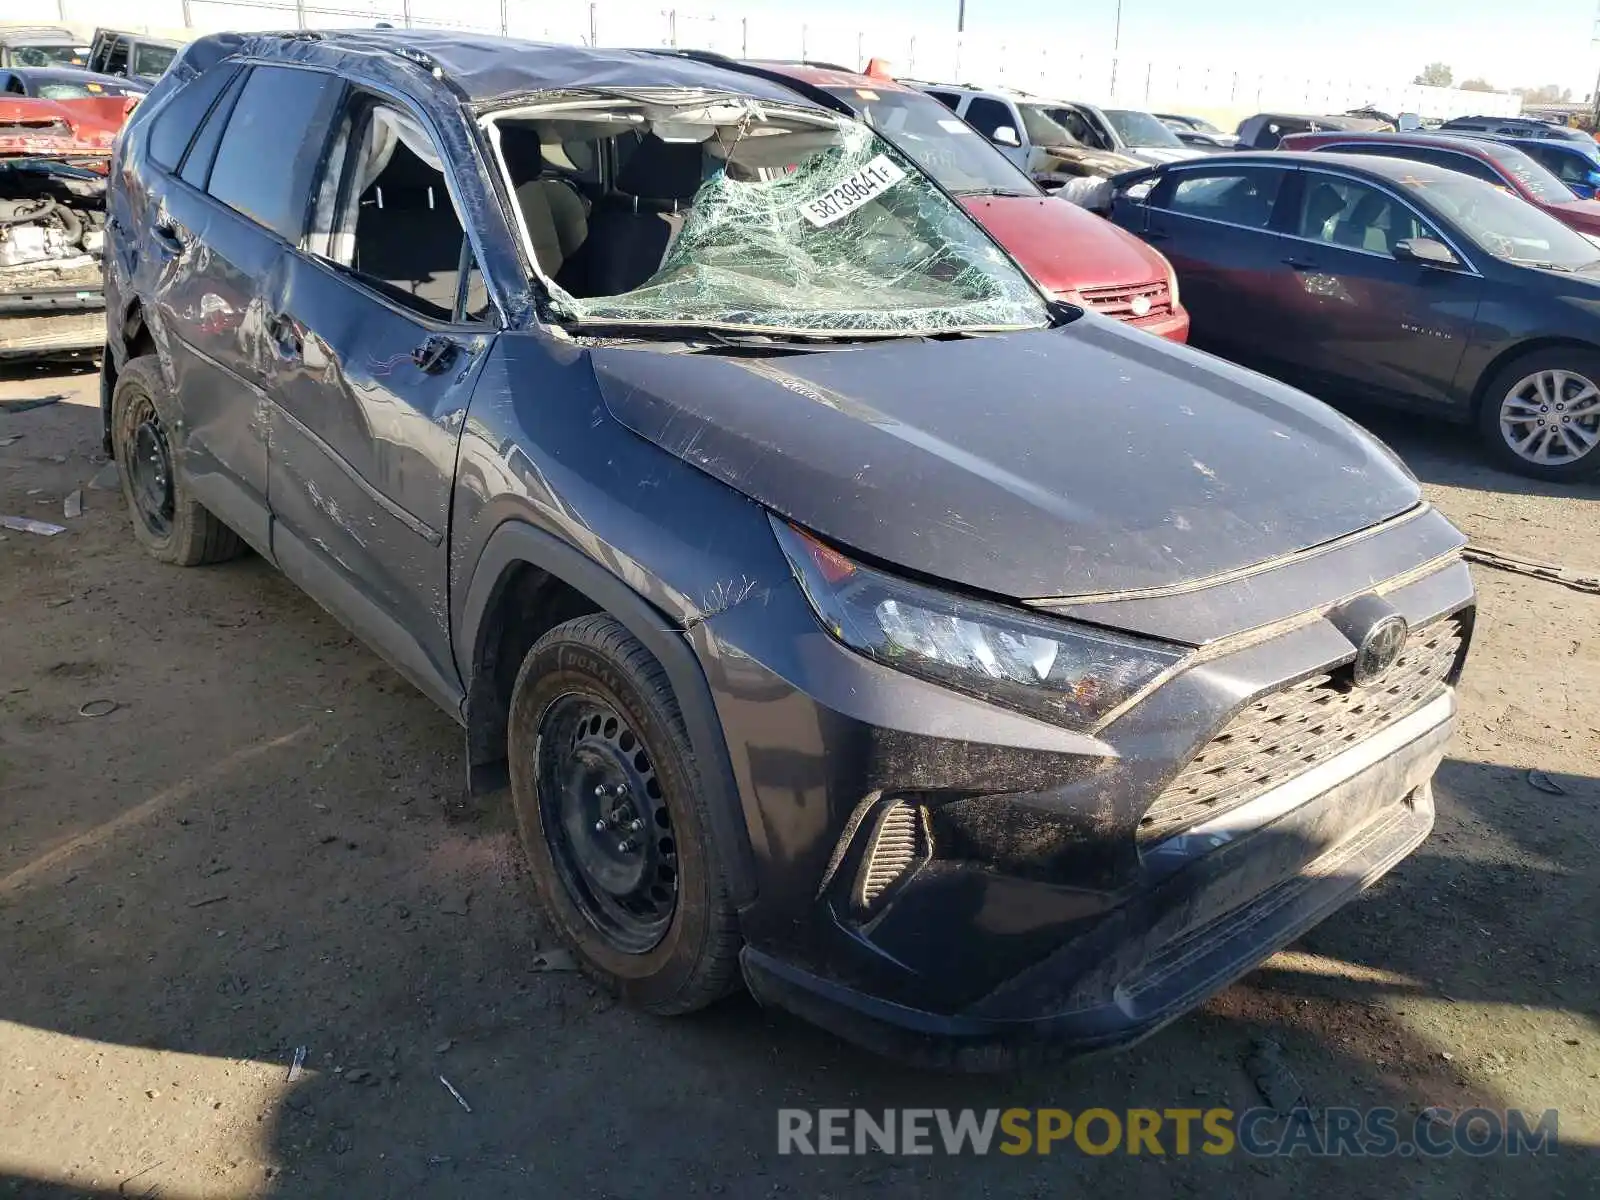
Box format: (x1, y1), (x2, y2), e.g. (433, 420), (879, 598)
(0, 363), (1596, 1199)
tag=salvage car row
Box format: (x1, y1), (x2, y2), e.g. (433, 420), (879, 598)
(81, 30), (1485, 1070)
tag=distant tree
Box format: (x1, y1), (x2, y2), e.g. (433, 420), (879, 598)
(1459, 78), (1497, 92)
(1515, 84), (1573, 104)
(1413, 62), (1453, 87)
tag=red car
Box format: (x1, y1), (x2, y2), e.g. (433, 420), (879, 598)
(1282, 130), (1600, 240)
(665, 55), (1190, 342)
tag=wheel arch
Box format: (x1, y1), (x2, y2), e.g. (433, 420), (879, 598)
(457, 520), (758, 907)
(101, 298), (157, 458)
(1468, 336), (1600, 416)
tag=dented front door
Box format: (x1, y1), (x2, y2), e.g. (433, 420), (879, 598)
(264, 252), (491, 707)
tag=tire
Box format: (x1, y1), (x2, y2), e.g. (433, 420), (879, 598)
(507, 613), (741, 1014)
(1476, 348), (1600, 481)
(111, 355), (242, 565)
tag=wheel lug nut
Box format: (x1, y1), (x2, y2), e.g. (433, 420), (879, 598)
(628, 818), (644, 832)
(616, 839), (636, 854)
(594, 819), (608, 833)
(593, 785), (606, 798)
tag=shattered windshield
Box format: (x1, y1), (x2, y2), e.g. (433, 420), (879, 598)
(486, 95), (1048, 337)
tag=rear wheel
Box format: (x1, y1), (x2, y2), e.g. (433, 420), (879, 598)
(111, 355), (242, 565)
(507, 614), (741, 1014)
(1477, 349), (1600, 481)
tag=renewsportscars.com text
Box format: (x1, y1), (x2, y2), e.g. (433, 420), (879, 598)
(777, 1106), (1560, 1158)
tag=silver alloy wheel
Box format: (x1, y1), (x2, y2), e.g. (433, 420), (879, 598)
(1499, 369), (1600, 465)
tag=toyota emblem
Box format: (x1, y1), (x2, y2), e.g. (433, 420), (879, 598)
(1353, 614), (1409, 687)
(1130, 295), (1152, 318)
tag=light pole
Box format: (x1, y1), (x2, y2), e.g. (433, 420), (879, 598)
(957, 0), (966, 34)
(1109, 0), (1123, 98)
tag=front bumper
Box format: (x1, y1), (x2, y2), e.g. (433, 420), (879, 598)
(743, 693), (1450, 1068)
(1130, 305), (1190, 344)
(697, 508), (1471, 1066)
(0, 286), (105, 359)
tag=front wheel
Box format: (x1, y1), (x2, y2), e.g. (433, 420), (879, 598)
(507, 614), (741, 1014)
(1477, 350), (1600, 481)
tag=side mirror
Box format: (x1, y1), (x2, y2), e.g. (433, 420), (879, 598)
(991, 125), (1021, 148)
(1393, 237), (1461, 268)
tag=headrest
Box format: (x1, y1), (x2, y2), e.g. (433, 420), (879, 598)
(615, 134), (703, 201)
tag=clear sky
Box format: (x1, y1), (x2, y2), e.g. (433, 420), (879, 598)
(740, 0), (1600, 98)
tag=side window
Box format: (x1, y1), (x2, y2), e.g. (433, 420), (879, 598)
(147, 63), (240, 172)
(1297, 174), (1436, 253)
(308, 98), (484, 324)
(1157, 168), (1285, 229)
(1, 74), (19, 95)
(207, 66), (342, 242)
(924, 90), (960, 111)
(1419, 151), (1502, 187)
(180, 68), (247, 189)
(103, 37), (129, 76)
(962, 97), (1013, 140)
(1530, 145), (1588, 185)
(132, 42), (176, 80)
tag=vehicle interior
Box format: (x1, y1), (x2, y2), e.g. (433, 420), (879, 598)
(311, 101), (487, 323)
(487, 106), (827, 301)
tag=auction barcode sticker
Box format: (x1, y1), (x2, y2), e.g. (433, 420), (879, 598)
(798, 155), (907, 227)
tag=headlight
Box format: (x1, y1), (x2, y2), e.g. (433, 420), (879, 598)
(1166, 264), (1180, 310)
(772, 518), (1189, 731)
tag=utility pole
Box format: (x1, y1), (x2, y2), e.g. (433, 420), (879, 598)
(1109, 0), (1123, 98)
(957, 0), (966, 34)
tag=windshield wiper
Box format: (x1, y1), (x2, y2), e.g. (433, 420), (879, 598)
(952, 187), (1037, 198)
(1519, 259), (1581, 272)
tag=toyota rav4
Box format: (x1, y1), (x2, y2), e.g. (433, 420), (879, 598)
(102, 30), (1474, 1067)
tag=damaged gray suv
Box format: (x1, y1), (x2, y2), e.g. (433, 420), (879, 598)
(102, 30), (1474, 1067)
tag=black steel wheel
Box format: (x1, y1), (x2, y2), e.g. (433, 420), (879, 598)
(535, 695), (679, 953)
(508, 613), (741, 1014)
(127, 396), (175, 539)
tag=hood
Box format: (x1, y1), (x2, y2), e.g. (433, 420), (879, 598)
(0, 96), (134, 158)
(1126, 146), (1209, 164)
(589, 318), (1421, 600)
(1549, 197), (1600, 234)
(1034, 143), (1145, 178)
(959, 193), (1166, 295)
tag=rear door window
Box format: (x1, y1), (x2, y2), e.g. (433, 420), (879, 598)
(207, 66), (343, 242)
(962, 97), (1014, 140)
(1155, 167), (1287, 229)
(148, 63), (241, 171)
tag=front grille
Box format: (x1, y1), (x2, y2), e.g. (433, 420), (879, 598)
(1137, 617), (1465, 844)
(1078, 279), (1173, 324)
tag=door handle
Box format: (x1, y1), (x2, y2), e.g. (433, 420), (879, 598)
(1282, 256), (1318, 270)
(411, 335), (459, 375)
(266, 313), (302, 359)
(151, 218), (183, 255)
